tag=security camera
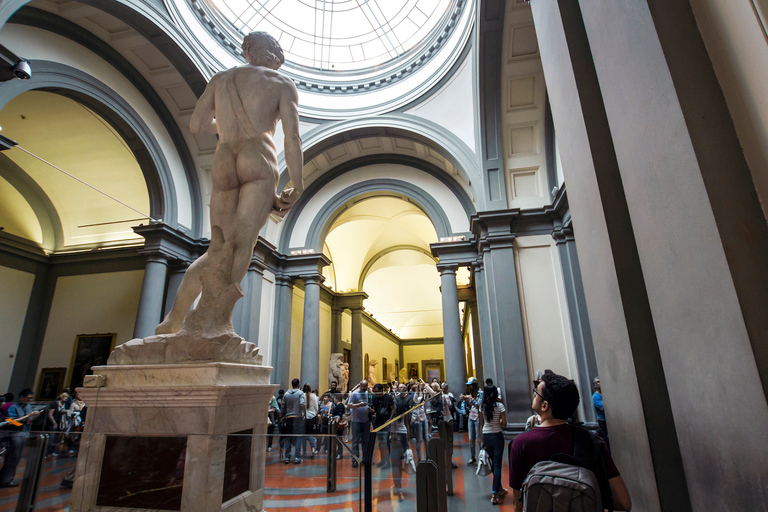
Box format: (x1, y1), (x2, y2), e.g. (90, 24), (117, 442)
(12, 60), (30, 80)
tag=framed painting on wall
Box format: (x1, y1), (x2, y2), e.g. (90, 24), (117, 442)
(69, 333), (116, 389)
(407, 363), (419, 380)
(422, 360), (445, 383)
(36, 367), (67, 401)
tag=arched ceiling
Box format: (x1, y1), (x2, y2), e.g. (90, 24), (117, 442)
(322, 195), (468, 339)
(0, 90), (149, 252)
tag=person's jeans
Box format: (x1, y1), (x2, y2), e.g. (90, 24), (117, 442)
(468, 418), (481, 458)
(283, 417), (303, 460)
(0, 432), (26, 485)
(412, 420), (429, 459)
(351, 421), (370, 458)
(483, 432), (504, 493)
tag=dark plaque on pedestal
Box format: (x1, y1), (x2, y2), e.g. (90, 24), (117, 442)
(223, 429), (252, 502)
(97, 435), (187, 510)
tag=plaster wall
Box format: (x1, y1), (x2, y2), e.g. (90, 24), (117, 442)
(361, 323), (399, 385)
(514, 235), (585, 420)
(35, 270), (143, 390)
(258, 270), (276, 366)
(401, 343), (444, 379)
(579, 2), (768, 508)
(0, 266), (35, 393)
(501, 1), (550, 209)
(689, 0), (768, 220)
(0, 24), (195, 230)
(405, 52), (477, 153)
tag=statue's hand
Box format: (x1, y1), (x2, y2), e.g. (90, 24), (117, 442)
(272, 188), (301, 218)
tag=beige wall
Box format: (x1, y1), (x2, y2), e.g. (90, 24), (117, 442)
(289, 287), (304, 381)
(318, 301), (332, 393)
(361, 322), (399, 385)
(35, 270), (142, 390)
(402, 343), (444, 381)
(0, 266), (35, 392)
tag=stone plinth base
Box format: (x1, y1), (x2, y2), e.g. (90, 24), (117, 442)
(70, 363), (277, 512)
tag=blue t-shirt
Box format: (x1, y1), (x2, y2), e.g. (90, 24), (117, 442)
(348, 390), (371, 423)
(592, 391), (606, 421)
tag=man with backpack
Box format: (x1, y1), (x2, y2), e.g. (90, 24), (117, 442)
(508, 371), (631, 511)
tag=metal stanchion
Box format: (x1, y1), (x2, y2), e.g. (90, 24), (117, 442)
(15, 433), (48, 512)
(427, 435), (448, 512)
(363, 429), (376, 512)
(439, 420), (454, 496)
(416, 459), (439, 512)
(327, 421), (337, 492)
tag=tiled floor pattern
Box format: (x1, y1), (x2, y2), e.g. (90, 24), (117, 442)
(0, 434), (515, 511)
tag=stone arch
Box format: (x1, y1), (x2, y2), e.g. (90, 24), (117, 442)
(277, 113), (485, 209)
(0, 60), (177, 226)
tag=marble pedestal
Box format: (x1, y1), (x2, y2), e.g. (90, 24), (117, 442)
(70, 363), (278, 512)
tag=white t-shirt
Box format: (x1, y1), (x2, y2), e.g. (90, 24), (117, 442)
(481, 402), (506, 434)
(305, 393), (319, 419)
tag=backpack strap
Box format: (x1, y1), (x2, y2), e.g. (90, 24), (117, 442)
(571, 426), (614, 512)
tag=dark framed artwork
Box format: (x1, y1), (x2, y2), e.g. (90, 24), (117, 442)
(407, 363), (419, 380)
(69, 334), (116, 389)
(36, 367), (67, 401)
(421, 360), (445, 383)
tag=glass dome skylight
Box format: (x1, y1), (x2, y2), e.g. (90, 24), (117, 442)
(208, 0), (452, 72)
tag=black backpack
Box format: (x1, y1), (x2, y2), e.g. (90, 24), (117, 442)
(521, 426), (614, 512)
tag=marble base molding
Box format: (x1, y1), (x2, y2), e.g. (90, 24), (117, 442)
(70, 362), (278, 512)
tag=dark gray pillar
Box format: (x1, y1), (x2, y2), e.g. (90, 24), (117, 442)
(271, 275), (294, 390)
(438, 264), (466, 396)
(468, 299), (484, 384)
(472, 261), (495, 388)
(331, 306), (342, 354)
(233, 262), (265, 342)
(350, 307), (364, 386)
(163, 263), (188, 317)
(300, 275), (323, 389)
(471, 212), (529, 430)
(133, 254), (169, 338)
(553, 224), (597, 424)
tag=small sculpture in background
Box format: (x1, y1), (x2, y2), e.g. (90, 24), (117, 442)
(329, 353), (343, 390)
(399, 368), (408, 383)
(340, 363), (350, 393)
(368, 359), (378, 386)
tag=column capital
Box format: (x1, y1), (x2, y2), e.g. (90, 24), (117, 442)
(436, 263), (459, 275)
(134, 222), (201, 262)
(551, 225), (575, 245)
(275, 274), (294, 287)
(334, 291), (368, 311)
(144, 254), (169, 266)
(303, 274), (325, 285)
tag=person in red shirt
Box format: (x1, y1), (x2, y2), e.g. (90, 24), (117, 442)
(509, 371), (631, 511)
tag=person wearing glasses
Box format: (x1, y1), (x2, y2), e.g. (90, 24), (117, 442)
(508, 370), (631, 512)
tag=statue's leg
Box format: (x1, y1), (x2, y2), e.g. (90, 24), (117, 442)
(229, 142), (277, 284)
(155, 253), (206, 334)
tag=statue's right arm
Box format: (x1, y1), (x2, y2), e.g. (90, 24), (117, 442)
(278, 79), (303, 199)
(190, 73), (221, 135)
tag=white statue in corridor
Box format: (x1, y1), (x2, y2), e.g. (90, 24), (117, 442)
(111, 32), (303, 364)
(368, 359), (378, 386)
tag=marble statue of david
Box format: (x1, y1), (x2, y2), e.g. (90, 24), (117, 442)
(109, 32), (302, 364)
(158, 32), (303, 337)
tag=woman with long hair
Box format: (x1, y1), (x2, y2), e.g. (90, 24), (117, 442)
(479, 384), (507, 505)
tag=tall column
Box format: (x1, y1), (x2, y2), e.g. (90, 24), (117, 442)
(553, 224), (597, 424)
(471, 213), (529, 430)
(133, 254), (169, 338)
(330, 306), (343, 354)
(468, 299), (484, 384)
(349, 307), (364, 387)
(471, 261), (495, 391)
(438, 264), (467, 397)
(233, 262), (265, 342)
(300, 275), (323, 389)
(163, 262), (188, 317)
(271, 275), (294, 390)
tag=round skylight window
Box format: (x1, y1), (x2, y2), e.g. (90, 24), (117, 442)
(207, 0), (453, 72)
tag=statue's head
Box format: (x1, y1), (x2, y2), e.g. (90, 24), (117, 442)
(242, 31), (285, 70)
